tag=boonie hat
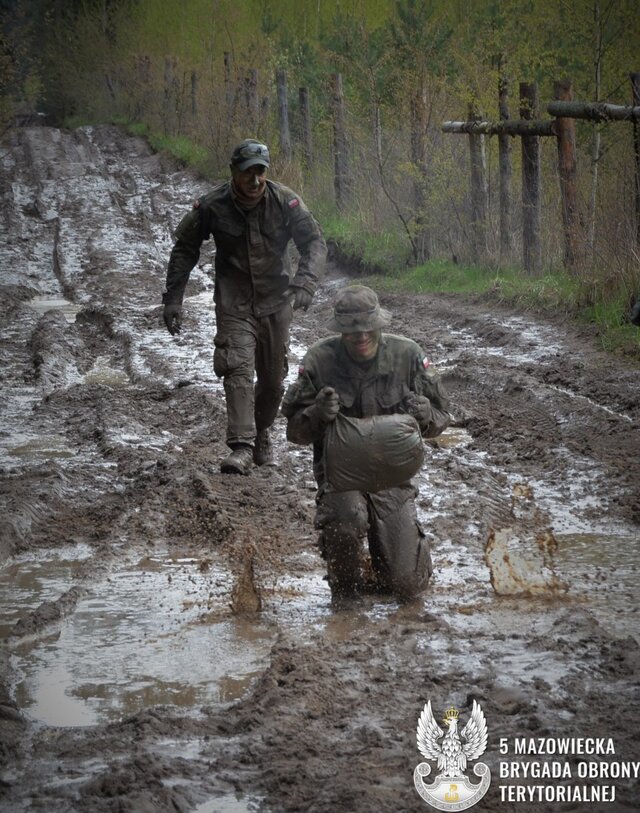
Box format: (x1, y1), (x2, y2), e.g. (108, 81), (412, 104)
(327, 285), (391, 332)
(230, 139), (270, 171)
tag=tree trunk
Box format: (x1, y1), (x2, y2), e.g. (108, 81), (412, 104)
(520, 82), (542, 275)
(498, 56), (513, 262)
(631, 72), (640, 251)
(245, 69), (259, 134)
(276, 69), (292, 162)
(588, 0), (603, 257)
(468, 102), (487, 264)
(554, 79), (582, 270)
(298, 87), (313, 168)
(410, 82), (431, 262)
(190, 71), (197, 118)
(331, 73), (350, 211)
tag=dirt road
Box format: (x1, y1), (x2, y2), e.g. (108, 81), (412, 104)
(1, 125), (639, 813)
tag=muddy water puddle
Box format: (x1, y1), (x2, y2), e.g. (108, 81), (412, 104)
(191, 794), (263, 813)
(7, 434), (76, 459)
(2, 547), (275, 726)
(27, 296), (82, 323)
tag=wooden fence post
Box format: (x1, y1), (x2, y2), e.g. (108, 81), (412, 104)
(554, 79), (581, 270)
(299, 87), (313, 167)
(498, 56), (513, 261)
(520, 82), (542, 274)
(331, 73), (350, 210)
(468, 102), (487, 264)
(276, 69), (292, 161)
(632, 72), (640, 251)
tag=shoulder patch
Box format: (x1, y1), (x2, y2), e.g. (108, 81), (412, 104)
(192, 199), (201, 209)
(298, 365), (305, 376)
(288, 198), (300, 208)
(422, 356), (431, 369)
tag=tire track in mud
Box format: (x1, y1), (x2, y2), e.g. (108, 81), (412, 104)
(1, 125), (639, 813)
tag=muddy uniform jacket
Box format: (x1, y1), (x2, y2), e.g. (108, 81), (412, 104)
(163, 180), (326, 317)
(282, 334), (451, 485)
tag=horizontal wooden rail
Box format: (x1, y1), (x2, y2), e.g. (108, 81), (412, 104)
(442, 119), (556, 136)
(547, 100), (640, 122)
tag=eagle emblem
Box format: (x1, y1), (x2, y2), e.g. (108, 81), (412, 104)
(414, 700), (491, 810)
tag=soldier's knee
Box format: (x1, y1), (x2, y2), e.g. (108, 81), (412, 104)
(315, 496), (368, 538)
(386, 533), (432, 600)
(214, 337), (254, 379)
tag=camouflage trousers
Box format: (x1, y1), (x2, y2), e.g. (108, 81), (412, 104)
(213, 304), (292, 448)
(314, 482), (432, 599)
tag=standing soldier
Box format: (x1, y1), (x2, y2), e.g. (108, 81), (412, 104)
(162, 139), (327, 474)
(282, 285), (451, 602)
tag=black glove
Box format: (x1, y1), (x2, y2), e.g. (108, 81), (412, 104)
(403, 393), (433, 426)
(313, 386), (340, 423)
(631, 301), (640, 327)
(288, 286), (313, 311)
(163, 303), (182, 335)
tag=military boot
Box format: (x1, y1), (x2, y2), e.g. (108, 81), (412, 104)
(220, 445), (253, 475)
(253, 429), (273, 466)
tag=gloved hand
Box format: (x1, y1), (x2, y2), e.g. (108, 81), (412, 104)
(313, 386), (340, 423)
(163, 303), (182, 335)
(403, 393), (432, 426)
(287, 286), (313, 311)
(631, 300), (640, 326)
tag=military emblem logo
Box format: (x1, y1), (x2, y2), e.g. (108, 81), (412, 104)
(413, 700), (491, 810)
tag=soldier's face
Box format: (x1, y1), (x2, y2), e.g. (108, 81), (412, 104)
(232, 164), (267, 198)
(341, 329), (380, 362)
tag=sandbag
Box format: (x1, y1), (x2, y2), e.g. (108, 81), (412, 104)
(324, 413), (424, 493)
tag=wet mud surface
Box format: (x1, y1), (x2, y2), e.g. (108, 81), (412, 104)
(1, 125), (639, 812)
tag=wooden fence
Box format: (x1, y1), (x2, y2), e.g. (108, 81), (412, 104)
(442, 73), (640, 274)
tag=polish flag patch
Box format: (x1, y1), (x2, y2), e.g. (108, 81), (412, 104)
(298, 365), (305, 376)
(422, 357), (431, 369)
(288, 198), (300, 208)
(192, 199), (201, 209)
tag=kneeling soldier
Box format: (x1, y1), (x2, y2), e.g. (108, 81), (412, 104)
(282, 285), (451, 601)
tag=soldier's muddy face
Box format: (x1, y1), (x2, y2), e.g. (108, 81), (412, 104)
(341, 329), (381, 361)
(231, 165), (267, 199)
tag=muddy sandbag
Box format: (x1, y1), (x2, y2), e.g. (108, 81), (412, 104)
(324, 413), (424, 492)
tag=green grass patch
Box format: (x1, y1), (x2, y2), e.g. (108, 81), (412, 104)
(319, 209), (411, 273)
(145, 132), (211, 174)
(360, 259), (582, 306)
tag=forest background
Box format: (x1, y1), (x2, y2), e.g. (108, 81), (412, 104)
(2, 0), (640, 354)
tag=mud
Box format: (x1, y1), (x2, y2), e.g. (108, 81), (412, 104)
(1, 124), (639, 812)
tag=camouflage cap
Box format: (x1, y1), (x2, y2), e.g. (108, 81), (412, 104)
(230, 139), (270, 171)
(327, 285), (391, 332)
